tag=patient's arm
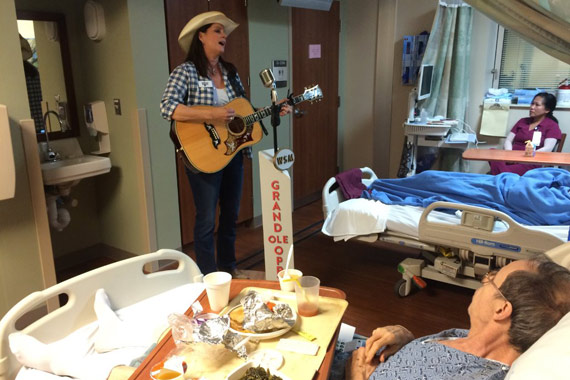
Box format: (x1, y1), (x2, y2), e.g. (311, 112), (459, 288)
(365, 325), (415, 363)
(504, 132), (515, 150)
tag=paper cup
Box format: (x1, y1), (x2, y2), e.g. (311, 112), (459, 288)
(277, 269), (303, 292)
(203, 271), (232, 312)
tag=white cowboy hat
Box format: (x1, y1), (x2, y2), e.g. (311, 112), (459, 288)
(178, 11), (239, 55)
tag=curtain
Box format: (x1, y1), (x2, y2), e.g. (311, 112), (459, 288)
(464, 0), (570, 64)
(420, 0), (473, 172)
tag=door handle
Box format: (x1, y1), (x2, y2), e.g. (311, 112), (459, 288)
(294, 108), (306, 118)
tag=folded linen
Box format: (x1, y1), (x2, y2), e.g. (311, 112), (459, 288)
(322, 198), (389, 240)
(94, 289), (155, 353)
(335, 168), (367, 200)
(9, 324), (141, 380)
(10, 283), (206, 380)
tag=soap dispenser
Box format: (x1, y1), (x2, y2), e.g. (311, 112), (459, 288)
(84, 101), (110, 154)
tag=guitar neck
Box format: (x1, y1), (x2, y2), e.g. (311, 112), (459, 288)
(243, 93), (307, 126)
(244, 106), (273, 126)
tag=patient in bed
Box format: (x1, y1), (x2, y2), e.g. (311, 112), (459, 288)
(345, 255), (570, 380)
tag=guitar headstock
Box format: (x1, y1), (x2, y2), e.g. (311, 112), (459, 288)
(302, 85), (323, 104)
(287, 85), (323, 106)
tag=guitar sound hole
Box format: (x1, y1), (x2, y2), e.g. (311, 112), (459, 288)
(227, 118), (246, 136)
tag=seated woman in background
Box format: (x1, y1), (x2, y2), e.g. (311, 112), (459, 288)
(490, 92), (562, 175)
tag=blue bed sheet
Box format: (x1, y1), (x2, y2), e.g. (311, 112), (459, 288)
(362, 168), (570, 226)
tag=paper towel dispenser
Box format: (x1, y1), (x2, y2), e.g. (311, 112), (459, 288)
(84, 101), (110, 154)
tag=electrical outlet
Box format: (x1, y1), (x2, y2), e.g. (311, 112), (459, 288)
(113, 98), (122, 115)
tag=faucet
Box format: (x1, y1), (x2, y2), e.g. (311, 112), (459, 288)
(43, 110), (63, 162)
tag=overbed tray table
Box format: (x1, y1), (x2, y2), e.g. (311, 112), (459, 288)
(129, 279), (347, 380)
(462, 148), (570, 165)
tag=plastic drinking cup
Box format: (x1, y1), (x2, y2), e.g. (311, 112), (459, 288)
(277, 269), (303, 292)
(203, 271), (232, 312)
(294, 276), (320, 317)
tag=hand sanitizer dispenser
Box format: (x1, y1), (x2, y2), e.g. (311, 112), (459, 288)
(84, 101), (110, 154)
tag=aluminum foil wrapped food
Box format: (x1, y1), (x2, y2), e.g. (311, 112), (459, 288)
(240, 291), (295, 332)
(193, 314), (230, 345)
(168, 302), (249, 359)
(192, 314), (249, 358)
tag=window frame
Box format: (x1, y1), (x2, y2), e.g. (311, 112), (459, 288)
(492, 25), (570, 92)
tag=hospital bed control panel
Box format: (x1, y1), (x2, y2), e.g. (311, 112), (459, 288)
(461, 212), (495, 231)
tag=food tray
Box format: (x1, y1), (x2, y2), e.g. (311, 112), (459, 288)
(404, 124), (451, 136)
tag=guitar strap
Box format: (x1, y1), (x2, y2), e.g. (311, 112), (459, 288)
(169, 85), (194, 172)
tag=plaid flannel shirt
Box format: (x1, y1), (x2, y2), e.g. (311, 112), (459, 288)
(160, 61), (244, 120)
(160, 61), (251, 159)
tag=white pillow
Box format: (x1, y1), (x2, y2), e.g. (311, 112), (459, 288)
(321, 198), (389, 238)
(505, 311), (570, 380)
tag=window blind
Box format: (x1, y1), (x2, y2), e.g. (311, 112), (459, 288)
(498, 29), (570, 91)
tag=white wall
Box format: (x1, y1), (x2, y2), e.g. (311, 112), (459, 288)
(127, 0), (180, 251)
(0, 0), (46, 317)
(338, 1), (378, 171)
(339, 0), (440, 178)
(248, 0), (292, 218)
(464, 10), (500, 173)
(387, 0), (438, 177)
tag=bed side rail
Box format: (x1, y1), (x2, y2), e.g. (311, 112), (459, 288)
(0, 249), (202, 380)
(418, 202), (565, 260)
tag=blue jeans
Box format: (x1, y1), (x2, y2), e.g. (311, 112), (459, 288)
(185, 154), (244, 274)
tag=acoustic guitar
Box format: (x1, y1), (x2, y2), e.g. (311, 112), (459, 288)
(172, 85), (322, 173)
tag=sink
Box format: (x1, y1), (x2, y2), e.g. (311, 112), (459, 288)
(41, 155), (111, 185)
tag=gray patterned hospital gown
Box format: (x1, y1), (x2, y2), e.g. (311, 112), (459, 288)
(331, 329), (510, 380)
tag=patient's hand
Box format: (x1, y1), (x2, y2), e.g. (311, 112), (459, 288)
(346, 347), (378, 380)
(365, 325), (414, 363)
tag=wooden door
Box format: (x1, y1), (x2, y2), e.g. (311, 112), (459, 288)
(291, 3), (340, 207)
(164, 0), (252, 246)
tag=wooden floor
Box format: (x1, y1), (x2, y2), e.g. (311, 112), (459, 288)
(181, 200), (473, 337)
(59, 200), (473, 338)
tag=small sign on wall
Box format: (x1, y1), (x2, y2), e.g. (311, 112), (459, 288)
(309, 44), (321, 59)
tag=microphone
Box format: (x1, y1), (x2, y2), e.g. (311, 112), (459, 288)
(260, 69), (280, 146)
(259, 68), (275, 88)
(260, 68), (278, 104)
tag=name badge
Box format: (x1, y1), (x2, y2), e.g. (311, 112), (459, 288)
(532, 131), (542, 146)
(198, 80), (213, 89)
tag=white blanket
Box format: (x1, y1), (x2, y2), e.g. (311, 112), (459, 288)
(322, 198), (570, 242)
(10, 282), (205, 380)
(321, 199), (389, 241)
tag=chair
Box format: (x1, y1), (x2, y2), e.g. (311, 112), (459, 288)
(0, 249), (202, 380)
(555, 133), (567, 153)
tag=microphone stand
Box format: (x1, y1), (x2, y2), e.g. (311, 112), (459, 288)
(270, 86), (280, 153)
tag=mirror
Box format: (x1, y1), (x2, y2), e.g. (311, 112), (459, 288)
(17, 10), (79, 140)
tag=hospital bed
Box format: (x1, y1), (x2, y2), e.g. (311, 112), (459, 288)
(0, 249), (204, 380)
(322, 168), (569, 296)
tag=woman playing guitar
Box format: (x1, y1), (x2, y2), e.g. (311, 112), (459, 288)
(160, 11), (291, 278)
